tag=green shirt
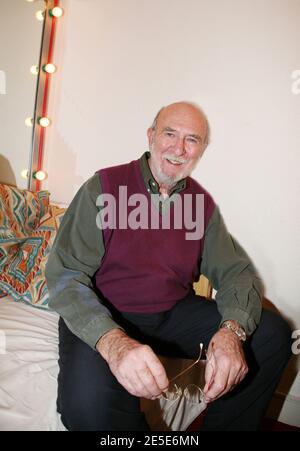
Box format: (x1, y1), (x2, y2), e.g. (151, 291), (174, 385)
(45, 152), (263, 349)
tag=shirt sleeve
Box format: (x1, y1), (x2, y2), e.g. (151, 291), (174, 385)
(45, 173), (123, 350)
(200, 206), (263, 336)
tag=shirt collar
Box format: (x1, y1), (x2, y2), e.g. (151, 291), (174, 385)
(139, 151), (187, 195)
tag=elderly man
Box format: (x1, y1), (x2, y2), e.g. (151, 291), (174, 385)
(46, 102), (291, 431)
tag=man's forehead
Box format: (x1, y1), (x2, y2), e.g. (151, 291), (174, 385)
(156, 104), (207, 133)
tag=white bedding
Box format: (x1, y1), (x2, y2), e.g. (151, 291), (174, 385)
(0, 296), (66, 431)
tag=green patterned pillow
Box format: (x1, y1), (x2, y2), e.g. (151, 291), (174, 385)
(0, 205), (65, 309)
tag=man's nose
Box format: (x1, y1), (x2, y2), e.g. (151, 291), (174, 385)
(174, 137), (186, 156)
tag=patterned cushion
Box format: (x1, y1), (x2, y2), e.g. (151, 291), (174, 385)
(0, 205), (65, 309)
(0, 183), (49, 236)
(0, 183), (50, 269)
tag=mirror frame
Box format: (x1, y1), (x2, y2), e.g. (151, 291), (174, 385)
(28, 0), (59, 191)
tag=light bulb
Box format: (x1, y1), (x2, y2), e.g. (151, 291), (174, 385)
(36, 10), (45, 21)
(38, 117), (51, 127)
(26, 0), (36, 3)
(50, 7), (64, 18)
(43, 63), (57, 74)
(21, 169), (29, 179)
(25, 117), (33, 127)
(30, 65), (39, 75)
(34, 170), (47, 181)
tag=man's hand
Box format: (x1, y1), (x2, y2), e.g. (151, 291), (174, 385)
(96, 328), (169, 400)
(203, 327), (248, 403)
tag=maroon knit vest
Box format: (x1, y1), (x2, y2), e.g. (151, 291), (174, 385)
(94, 157), (215, 313)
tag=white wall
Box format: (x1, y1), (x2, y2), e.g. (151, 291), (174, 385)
(43, 0), (300, 424)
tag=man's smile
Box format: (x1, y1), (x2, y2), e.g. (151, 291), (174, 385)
(164, 157), (187, 166)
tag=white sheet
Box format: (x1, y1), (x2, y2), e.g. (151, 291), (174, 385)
(0, 296), (66, 431)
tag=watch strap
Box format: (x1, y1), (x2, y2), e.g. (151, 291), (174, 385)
(220, 320), (247, 342)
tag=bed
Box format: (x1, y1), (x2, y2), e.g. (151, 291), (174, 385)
(0, 295), (66, 431)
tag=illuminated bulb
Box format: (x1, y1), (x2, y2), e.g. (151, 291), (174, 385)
(50, 7), (64, 18)
(26, 0), (36, 3)
(30, 65), (39, 75)
(25, 117), (33, 127)
(35, 10), (45, 21)
(43, 63), (57, 74)
(34, 170), (47, 181)
(21, 169), (29, 179)
(38, 117), (51, 127)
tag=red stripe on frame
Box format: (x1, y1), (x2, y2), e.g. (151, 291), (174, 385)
(36, 0), (59, 191)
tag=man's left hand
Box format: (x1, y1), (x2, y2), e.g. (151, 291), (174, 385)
(203, 328), (248, 403)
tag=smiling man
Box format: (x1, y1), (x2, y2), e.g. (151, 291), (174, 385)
(46, 101), (292, 431)
(147, 103), (208, 197)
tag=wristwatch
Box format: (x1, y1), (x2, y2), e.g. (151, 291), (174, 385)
(220, 320), (247, 342)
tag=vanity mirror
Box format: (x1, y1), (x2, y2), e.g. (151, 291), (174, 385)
(0, 0), (61, 191)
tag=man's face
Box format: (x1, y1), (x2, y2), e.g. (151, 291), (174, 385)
(147, 104), (207, 186)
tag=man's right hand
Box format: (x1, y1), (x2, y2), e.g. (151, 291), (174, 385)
(96, 328), (169, 400)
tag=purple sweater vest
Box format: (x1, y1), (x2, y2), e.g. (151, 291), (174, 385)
(94, 158), (215, 313)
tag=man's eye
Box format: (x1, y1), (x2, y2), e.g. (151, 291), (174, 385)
(187, 138), (198, 145)
(165, 132), (175, 137)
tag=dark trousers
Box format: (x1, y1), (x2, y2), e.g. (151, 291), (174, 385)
(57, 292), (292, 431)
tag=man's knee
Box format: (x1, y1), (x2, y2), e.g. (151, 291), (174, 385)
(58, 383), (99, 430)
(58, 382), (148, 431)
